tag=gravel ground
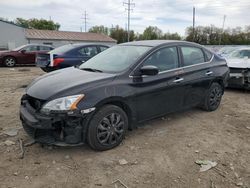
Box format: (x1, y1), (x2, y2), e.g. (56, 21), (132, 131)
(0, 67), (249, 188)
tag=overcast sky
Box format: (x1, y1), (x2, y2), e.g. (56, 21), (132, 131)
(0, 0), (250, 36)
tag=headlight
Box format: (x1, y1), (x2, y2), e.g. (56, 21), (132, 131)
(41, 94), (84, 114)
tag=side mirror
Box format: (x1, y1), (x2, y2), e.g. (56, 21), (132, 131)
(20, 50), (26, 54)
(244, 56), (249, 60)
(140, 65), (159, 76)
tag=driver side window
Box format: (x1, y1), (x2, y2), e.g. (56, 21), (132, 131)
(143, 47), (179, 72)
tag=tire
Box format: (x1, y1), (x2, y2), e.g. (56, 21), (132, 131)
(87, 105), (128, 151)
(201, 83), (223, 111)
(4, 56), (16, 67)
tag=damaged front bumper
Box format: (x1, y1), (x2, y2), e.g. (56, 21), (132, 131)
(228, 68), (250, 90)
(20, 95), (94, 146)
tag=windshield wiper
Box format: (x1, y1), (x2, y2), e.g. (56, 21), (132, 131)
(81, 68), (103, 72)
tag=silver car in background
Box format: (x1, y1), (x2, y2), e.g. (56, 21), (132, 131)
(226, 48), (250, 90)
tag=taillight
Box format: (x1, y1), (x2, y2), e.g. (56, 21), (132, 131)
(53, 58), (64, 67)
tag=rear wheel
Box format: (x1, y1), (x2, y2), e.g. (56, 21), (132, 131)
(4, 57), (16, 67)
(87, 105), (128, 151)
(201, 83), (223, 111)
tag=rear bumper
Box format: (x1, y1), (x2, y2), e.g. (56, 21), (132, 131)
(20, 96), (90, 145)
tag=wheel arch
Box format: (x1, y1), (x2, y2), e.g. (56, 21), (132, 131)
(3, 55), (17, 64)
(94, 97), (135, 130)
(211, 78), (225, 94)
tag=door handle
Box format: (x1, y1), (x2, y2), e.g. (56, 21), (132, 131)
(206, 71), (213, 76)
(173, 78), (184, 83)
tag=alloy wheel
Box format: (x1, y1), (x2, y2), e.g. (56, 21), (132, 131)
(97, 113), (125, 146)
(209, 87), (222, 108)
(5, 58), (15, 67)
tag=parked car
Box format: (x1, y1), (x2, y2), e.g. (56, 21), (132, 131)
(0, 44), (54, 67)
(226, 48), (250, 90)
(217, 46), (239, 57)
(20, 40), (229, 151)
(36, 43), (109, 72)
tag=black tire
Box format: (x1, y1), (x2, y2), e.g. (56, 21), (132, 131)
(4, 56), (16, 67)
(201, 83), (223, 111)
(87, 105), (128, 151)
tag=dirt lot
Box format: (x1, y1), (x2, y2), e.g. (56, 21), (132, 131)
(0, 67), (249, 188)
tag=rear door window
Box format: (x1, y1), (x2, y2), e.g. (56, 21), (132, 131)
(143, 47), (179, 72)
(39, 46), (52, 51)
(181, 46), (205, 67)
(78, 46), (98, 57)
(204, 49), (213, 61)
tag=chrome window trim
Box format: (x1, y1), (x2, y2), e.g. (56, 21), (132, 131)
(129, 49), (214, 78)
(181, 54), (214, 70)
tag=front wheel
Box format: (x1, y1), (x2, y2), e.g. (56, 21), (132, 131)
(201, 83), (223, 111)
(4, 57), (16, 67)
(87, 105), (128, 151)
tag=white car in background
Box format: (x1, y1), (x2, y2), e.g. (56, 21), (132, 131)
(226, 48), (250, 90)
(217, 46), (239, 57)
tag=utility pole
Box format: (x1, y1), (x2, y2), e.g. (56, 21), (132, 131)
(219, 15), (226, 45)
(123, 0), (135, 42)
(81, 10), (89, 32)
(192, 6), (196, 42)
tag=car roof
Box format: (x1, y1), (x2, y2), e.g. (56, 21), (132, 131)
(119, 40), (200, 47)
(65, 43), (109, 47)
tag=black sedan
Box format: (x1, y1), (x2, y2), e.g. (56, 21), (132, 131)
(20, 40), (229, 151)
(36, 43), (109, 72)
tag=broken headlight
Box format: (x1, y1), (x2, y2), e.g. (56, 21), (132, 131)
(40, 94), (84, 114)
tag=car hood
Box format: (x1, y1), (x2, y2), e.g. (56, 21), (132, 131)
(26, 67), (116, 100)
(0, 50), (11, 54)
(226, 58), (250, 68)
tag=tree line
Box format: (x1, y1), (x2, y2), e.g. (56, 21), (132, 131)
(90, 25), (250, 45)
(89, 25), (181, 43)
(1, 17), (250, 45)
(0, 17), (60, 30)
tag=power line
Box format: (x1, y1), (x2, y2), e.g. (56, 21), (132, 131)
(193, 6), (195, 41)
(219, 15), (227, 45)
(123, 0), (135, 42)
(81, 10), (89, 32)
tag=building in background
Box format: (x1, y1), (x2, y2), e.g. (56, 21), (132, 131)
(0, 20), (116, 50)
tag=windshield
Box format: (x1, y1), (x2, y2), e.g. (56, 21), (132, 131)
(229, 50), (249, 59)
(49, 44), (76, 54)
(79, 45), (151, 73)
(218, 47), (237, 54)
(13, 45), (28, 51)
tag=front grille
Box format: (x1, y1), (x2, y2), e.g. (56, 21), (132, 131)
(230, 68), (244, 74)
(22, 122), (36, 138)
(22, 122), (56, 144)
